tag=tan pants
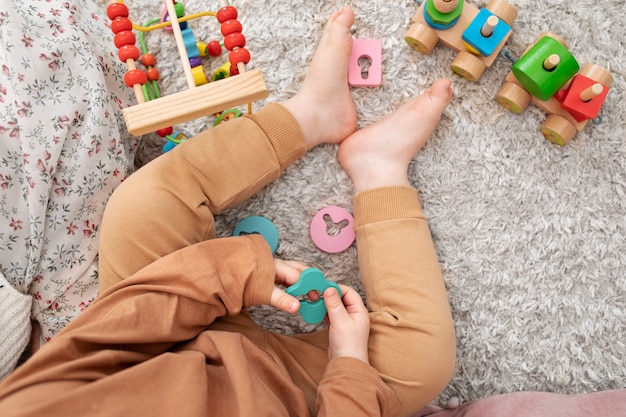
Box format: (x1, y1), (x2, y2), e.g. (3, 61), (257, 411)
(98, 103), (456, 416)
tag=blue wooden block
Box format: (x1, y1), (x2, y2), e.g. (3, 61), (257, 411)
(462, 8), (511, 57)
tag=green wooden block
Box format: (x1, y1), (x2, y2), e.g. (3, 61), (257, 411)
(512, 36), (579, 101)
(425, 0), (465, 26)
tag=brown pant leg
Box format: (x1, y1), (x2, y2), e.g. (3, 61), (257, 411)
(353, 186), (456, 417)
(98, 103), (306, 291)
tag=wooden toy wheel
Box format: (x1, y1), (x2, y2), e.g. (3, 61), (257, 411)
(580, 63), (614, 86)
(540, 115), (577, 146)
(405, 23), (439, 54)
(496, 81), (531, 113)
(451, 51), (486, 82)
(486, 0), (517, 26)
(539, 32), (568, 48)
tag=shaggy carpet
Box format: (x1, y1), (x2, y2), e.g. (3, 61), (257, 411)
(97, 0), (626, 406)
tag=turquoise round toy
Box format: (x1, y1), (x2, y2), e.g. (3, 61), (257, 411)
(233, 215), (279, 254)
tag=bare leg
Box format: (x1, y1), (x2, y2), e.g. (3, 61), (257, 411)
(282, 6), (357, 150)
(338, 78), (452, 191)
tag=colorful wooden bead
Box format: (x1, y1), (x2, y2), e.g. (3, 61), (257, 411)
(216, 6), (238, 23)
(286, 268), (342, 324)
(189, 56), (202, 68)
(224, 33), (246, 51)
(424, 0), (464, 28)
(111, 17), (132, 34)
(557, 74), (609, 122)
(207, 40), (222, 57)
(113, 30), (136, 48)
(156, 126), (173, 137)
(310, 206), (355, 253)
(124, 69), (146, 87)
(191, 65), (208, 86)
(233, 216), (279, 254)
(106, 2), (129, 20)
(181, 27), (200, 59)
(229, 47), (250, 67)
(511, 36), (579, 101)
(145, 67), (160, 81)
(141, 53), (156, 67)
(461, 9), (510, 57)
(118, 44), (140, 62)
(221, 19), (243, 37)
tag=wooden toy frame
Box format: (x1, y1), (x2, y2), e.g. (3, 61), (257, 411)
(108, 0), (268, 136)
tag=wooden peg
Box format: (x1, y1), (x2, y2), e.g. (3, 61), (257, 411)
(579, 83), (604, 102)
(480, 15), (500, 37)
(433, 0), (459, 14)
(164, 0), (196, 89)
(543, 53), (560, 71)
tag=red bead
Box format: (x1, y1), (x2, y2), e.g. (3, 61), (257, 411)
(220, 19), (242, 37)
(118, 44), (140, 62)
(156, 126), (173, 137)
(229, 63), (239, 76)
(111, 17), (132, 34)
(216, 6), (238, 23)
(124, 69), (147, 87)
(106, 3), (129, 20)
(114, 30), (135, 48)
(145, 67), (160, 81)
(141, 53), (156, 67)
(224, 33), (246, 51)
(229, 47), (250, 67)
(207, 40), (222, 57)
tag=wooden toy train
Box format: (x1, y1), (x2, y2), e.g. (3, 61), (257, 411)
(496, 33), (612, 146)
(405, 0), (518, 82)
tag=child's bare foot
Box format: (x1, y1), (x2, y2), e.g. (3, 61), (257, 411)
(282, 6), (357, 150)
(338, 78), (452, 193)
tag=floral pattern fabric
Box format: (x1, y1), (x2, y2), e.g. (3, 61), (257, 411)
(0, 0), (138, 344)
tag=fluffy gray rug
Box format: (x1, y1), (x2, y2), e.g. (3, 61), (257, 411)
(97, 0), (626, 406)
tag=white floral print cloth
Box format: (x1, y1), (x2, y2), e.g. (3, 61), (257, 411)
(0, 0), (138, 356)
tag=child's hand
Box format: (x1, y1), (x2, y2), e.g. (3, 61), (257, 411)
(269, 259), (307, 314)
(324, 285), (370, 364)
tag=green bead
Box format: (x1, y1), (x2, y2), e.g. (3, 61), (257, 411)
(425, 0), (465, 26)
(174, 2), (185, 18)
(512, 36), (579, 101)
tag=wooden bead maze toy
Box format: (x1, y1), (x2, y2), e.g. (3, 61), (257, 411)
(106, 0), (268, 142)
(495, 33), (613, 146)
(405, 0), (517, 82)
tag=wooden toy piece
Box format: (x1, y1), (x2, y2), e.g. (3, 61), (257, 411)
(111, 0), (268, 137)
(481, 15), (500, 37)
(496, 36), (612, 146)
(233, 215), (279, 253)
(556, 64), (612, 122)
(434, 0), (460, 14)
(286, 268), (342, 324)
(122, 68), (268, 135)
(310, 206), (355, 253)
(164, 0), (196, 89)
(348, 39), (382, 87)
(543, 53), (560, 71)
(511, 35), (580, 101)
(579, 83), (604, 102)
(461, 8), (511, 57)
(406, 0), (516, 82)
(425, 0), (464, 28)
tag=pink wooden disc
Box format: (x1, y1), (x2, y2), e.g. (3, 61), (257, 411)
(310, 206), (355, 253)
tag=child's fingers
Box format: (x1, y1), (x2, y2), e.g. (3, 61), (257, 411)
(323, 287), (350, 322)
(269, 287), (300, 314)
(273, 259), (308, 287)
